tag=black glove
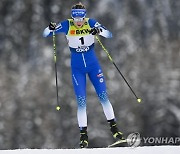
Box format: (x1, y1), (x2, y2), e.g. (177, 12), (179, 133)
(90, 27), (101, 35)
(49, 22), (57, 30)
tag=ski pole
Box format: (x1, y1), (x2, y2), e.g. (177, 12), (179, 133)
(53, 31), (61, 110)
(95, 36), (142, 103)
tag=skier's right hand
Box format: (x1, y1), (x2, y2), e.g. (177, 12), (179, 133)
(49, 22), (57, 30)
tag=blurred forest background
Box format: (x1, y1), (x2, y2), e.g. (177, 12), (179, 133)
(0, 0), (180, 149)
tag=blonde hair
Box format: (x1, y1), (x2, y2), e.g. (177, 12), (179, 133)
(71, 2), (86, 9)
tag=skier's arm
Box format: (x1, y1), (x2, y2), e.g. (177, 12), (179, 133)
(43, 20), (69, 37)
(89, 19), (112, 38)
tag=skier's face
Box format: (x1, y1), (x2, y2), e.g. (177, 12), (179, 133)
(73, 17), (85, 28)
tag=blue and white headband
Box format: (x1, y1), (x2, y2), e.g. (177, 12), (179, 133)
(71, 9), (86, 18)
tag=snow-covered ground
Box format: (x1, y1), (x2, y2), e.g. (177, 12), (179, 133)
(1, 146), (180, 154)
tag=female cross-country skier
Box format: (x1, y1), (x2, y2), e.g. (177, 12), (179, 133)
(43, 2), (125, 148)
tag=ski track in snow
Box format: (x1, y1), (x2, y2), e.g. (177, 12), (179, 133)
(0, 146), (180, 154)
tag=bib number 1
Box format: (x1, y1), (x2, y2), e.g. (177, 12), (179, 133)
(76, 37), (89, 52)
(79, 37), (84, 45)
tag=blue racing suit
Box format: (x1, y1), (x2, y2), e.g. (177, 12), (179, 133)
(43, 18), (115, 127)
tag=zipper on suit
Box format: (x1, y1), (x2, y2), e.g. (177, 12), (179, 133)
(82, 53), (87, 67)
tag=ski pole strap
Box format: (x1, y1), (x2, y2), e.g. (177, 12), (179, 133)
(95, 36), (113, 62)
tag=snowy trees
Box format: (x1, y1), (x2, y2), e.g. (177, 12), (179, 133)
(0, 0), (179, 149)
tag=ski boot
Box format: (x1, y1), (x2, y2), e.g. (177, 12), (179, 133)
(79, 127), (88, 148)
(108, 119), (125, 141)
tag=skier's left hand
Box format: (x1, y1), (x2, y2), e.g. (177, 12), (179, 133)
(90, 27), (101, 35)
(49, 22), (57, 30)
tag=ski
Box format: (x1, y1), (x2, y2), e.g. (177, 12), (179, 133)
(108, 139), (127, 148)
